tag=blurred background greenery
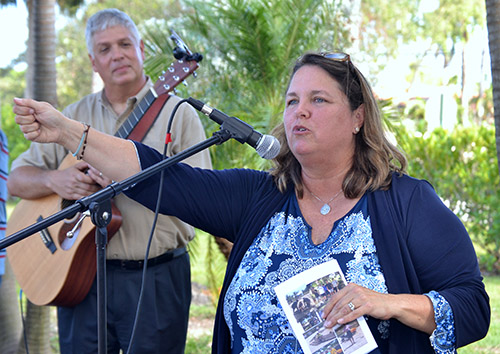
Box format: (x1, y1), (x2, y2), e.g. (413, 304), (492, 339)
(0, 0), (498, 352)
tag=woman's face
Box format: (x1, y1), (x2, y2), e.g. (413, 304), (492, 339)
(283, 65), (364, 166)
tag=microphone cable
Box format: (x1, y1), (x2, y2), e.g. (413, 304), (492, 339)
(126, 97), (187, 354)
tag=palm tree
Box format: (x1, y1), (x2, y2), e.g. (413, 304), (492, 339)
(24, 0), (58, 106)
(0, 0), (83, 351)
(0, 0), (55, 350)
(142, 0), (353, 286)
(22, 3), (58, 351)
(0, 262), (22, 353)
(145, 0), (352, 170)
(486, 0), (500, 176)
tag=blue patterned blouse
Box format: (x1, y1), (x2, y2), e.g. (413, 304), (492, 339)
(223, 194), (456, 353)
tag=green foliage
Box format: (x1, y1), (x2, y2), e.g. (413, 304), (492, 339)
(56, 19), (93, 109)
(1, 104), (30, 169)
(396, 124), (500, 272)
(189, 231), (227, 305)
(360, 0), (485, 62)
(57, 0), (85, 16)
(0, 68), (29, 167)
(457, 276), (500, 352)
(0, 0), (16, 6)
(83, 0), (181, 28)
(143, 0), (352, 170)
(421, 0), (485, 61)
(360, 0), (421, 54)
(185, 333), (212, 354)
(0, 67), (25, 99)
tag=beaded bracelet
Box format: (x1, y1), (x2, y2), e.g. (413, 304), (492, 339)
(72, 123), (90, 160)
(78, 123), (90, 160)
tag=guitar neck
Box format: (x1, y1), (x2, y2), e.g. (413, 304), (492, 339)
(114, 88), (158, 139)
(114, 57), (200, 139)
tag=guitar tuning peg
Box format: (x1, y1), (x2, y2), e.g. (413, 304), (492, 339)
(182, 81), (188, 87)
(174, 88), (179, 94)
(193, 72), (198, 78)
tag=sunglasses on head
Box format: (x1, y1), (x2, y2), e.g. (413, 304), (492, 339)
(321, 52), (351, 63)
(317, 52), (363, 107)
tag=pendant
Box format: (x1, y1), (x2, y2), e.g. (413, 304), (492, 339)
(320, 204), (331, 215)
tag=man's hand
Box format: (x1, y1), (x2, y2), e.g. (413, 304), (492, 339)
(49, 162), (102, 200)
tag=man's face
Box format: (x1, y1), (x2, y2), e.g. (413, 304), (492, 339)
(89, 25), (145, 88)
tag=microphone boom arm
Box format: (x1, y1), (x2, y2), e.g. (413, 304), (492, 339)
(0, 131), (230, 250)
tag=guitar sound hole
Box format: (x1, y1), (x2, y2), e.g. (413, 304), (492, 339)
(59, 199), (81, 250)
(61, 198), (75, 211)
(58, 215), (82, 250)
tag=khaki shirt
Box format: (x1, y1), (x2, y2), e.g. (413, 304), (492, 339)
(12, 78), (212, 260)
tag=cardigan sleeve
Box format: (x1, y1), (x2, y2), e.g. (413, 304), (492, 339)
(123, 141), (276, 242)
(396, 177), (490, 347)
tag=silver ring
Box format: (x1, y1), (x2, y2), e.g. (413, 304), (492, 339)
(348, 301), (355, 311)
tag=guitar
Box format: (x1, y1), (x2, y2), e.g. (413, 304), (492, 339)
(7, 49), (202, 307)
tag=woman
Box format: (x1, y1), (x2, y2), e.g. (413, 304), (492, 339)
(14, 52), (490, 353)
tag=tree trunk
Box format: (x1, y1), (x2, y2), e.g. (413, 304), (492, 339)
(486, 0), (500, 176)
(25, 0), (58, 107)
(16, 0), (58, 352)
(461, 41), (470, 126)
(16, 301), (51, 354)
(0, 259), (22, 354)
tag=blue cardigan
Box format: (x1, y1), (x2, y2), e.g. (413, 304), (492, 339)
(126, 142), (490, 353)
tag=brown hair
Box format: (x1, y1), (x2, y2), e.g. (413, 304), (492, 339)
(270, 52), (407, 198)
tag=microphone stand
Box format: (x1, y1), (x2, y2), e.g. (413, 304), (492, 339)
(0, 129), (231, 354)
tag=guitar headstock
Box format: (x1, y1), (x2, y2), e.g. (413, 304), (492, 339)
(153, 58), (200, 96)
(153, 30), (203, 97)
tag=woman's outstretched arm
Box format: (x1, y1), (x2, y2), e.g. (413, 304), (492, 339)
(13, 97), (140, 181)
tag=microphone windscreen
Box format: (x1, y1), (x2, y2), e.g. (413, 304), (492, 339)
(256, 135), (281, 159)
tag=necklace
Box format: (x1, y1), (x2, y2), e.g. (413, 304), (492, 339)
(304, 185), (343, 215)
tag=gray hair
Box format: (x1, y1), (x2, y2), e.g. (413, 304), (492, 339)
(86, 8), (141, 57)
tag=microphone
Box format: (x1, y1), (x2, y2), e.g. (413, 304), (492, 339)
(186, 97), (281, 159)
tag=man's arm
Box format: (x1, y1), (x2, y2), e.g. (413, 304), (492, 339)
(8, 163), (101, 200)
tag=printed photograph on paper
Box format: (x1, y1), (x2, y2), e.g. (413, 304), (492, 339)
(275, 259), (378, 354)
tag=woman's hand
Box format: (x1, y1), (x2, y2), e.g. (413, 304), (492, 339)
(322, 283), (393, 327)
(87, 165), (114, 188)
(322, 283), (436, 335)
(13, 98), (151, 183)
(13, 97), (77, 147)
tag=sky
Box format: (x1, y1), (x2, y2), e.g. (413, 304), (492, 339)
(0, 2), (29, 68)
(0, 2), (68, 68)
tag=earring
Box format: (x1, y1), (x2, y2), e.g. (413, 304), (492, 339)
(354, 127), (360, 133)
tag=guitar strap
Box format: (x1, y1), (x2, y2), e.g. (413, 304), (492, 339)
(126, 93), (171, 142)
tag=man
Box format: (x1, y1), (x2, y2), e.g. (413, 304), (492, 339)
(7, 8), (211, 353)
